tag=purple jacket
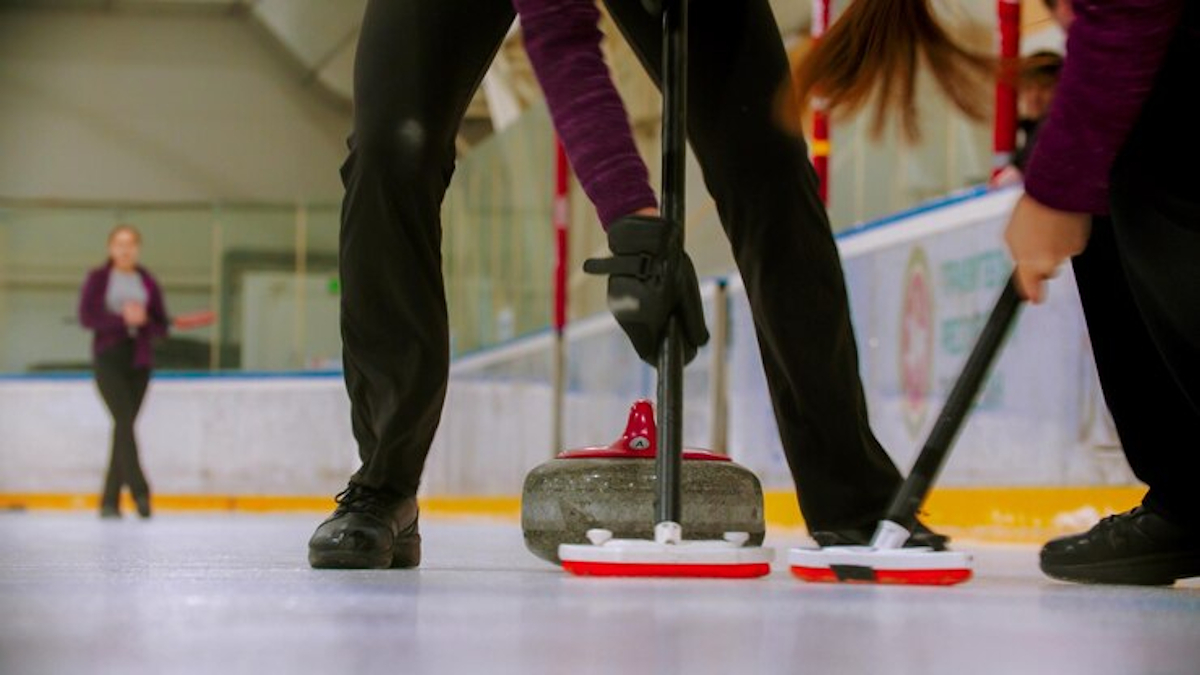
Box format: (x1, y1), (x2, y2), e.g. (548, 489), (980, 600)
(515, 0), (658, 226)
(1025, 0), (1191, 215)
(78, 264), (170, 369)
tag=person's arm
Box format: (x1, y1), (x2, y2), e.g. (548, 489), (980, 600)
(78, 270), (126, 332)
(1007, 0), (1185, 303)
(1023, 0), (1185, 215)
(515, 0), (657, 226)
(142, 272), (170, 340)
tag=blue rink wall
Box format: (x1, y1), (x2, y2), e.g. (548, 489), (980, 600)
(0, 186), (1137, 504)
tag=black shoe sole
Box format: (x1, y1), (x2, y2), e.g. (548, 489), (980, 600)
(1041, 552), (1200, 586)
(308, 527), (421, 570)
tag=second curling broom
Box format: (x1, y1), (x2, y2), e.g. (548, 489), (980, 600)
(790, 275), (1024, 585)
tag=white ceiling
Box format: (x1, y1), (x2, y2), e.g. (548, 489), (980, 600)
(246, 0), (365, 102)
(2, 0), (812, 133)
(248, 0), (812, 106)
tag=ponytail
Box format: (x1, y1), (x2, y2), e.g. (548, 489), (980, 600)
(792, 0), (995, 140)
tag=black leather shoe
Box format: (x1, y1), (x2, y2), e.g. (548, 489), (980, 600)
(1040, 506), (1200, 586)
(810, 520), (949, 551)
(308, 484), (420, 569)
(134, 493), (152, 519)
(99, 504), (121, 519)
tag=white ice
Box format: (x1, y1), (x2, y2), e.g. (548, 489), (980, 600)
(1, 513), (1197, 675)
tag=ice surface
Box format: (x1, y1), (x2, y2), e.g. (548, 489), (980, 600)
(1, 513), (1197, 675)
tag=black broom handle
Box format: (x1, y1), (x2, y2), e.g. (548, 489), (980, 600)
(885, 275), (1023, 530)
(655, 0), (688, 527)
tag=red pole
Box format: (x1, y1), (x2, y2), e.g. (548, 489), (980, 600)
(551, 136), (570, 453)
(553, 137), (569, 335)
(811, 0), (831, 205)
(993, 0), (1021, 178)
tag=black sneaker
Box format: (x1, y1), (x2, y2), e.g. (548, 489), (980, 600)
(810, 520), (949, 551)
(1040, 506), (1200, 586)
(308, 484), (421, 570)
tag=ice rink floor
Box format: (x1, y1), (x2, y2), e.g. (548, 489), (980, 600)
(1, 512), (1198, 675)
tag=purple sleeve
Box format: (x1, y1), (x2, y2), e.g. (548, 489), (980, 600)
(78, 270), (125, 332)
(1024, 0), (1184, 215)
(515, 0), (658, 227)
(143, 271), (170, 340)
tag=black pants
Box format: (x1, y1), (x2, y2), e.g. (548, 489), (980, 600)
(1077, 199), (1200, 528)
(95, 340), (151, 507)
(340, 0), (901, 529)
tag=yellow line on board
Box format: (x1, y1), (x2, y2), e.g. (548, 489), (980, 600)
(0, 493), (338, 513)
(420, 495), (522, 518)
(0, 487), (1144, 543)
(0, 493), (520, 518)
(766, 486), (1145, 543)
(923, 486), (1145, 543)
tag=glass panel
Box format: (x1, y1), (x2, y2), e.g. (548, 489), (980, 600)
(0, 205), (107, 373)
(131, 207), (218, 371)
(215, 205), (306, 371)
(442, 106), (557, 357)
(302, 203), (342, 370)
(0, 204), (214, 373)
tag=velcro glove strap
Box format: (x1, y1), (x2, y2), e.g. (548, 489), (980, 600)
(584, 215), (709, 367)
(582, 254), (656, 279)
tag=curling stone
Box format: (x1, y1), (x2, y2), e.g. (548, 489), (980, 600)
(521, 400), (766, 564)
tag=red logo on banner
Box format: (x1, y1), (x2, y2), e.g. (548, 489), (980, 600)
(900, 248), (934, 436)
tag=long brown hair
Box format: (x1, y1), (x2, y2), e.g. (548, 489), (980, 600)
(792, 0), (995, 140)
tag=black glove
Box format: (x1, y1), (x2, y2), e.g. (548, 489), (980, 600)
(640, 0), (663, 15)
(584, 215), (709, 367)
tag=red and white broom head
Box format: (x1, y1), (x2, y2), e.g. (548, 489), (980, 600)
(788, 521), (972, 586)
(560, 522), (774, 579)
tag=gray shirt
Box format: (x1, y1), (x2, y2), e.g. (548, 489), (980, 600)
(105, 270), (148, 315)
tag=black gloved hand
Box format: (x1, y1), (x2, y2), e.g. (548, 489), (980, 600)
(583, 215), (709, 367)
(640, 0), (663, 15)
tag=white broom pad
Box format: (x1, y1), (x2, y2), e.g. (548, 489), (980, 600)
(788, 546), (972, 571)
(561, 538), (775, 565)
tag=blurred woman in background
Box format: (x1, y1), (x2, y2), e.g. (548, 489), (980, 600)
(78, 225), (169, 519)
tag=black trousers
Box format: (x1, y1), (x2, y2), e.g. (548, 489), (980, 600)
(95, 340), (151, 507)
(1077, 200), (1200, 528)
(340, 0), (901, 529)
